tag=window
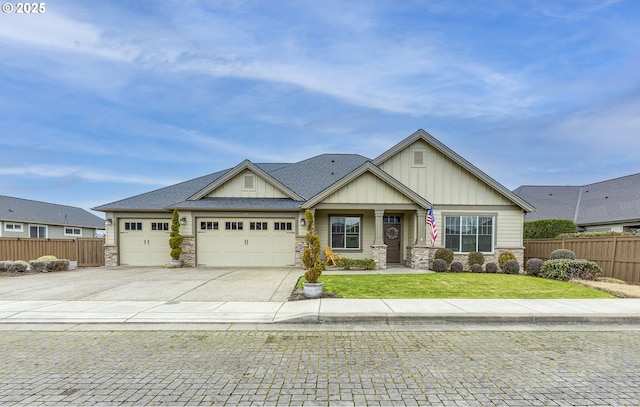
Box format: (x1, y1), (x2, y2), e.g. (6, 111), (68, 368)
(4, 223), (23, 232)
(274, 222), (293, 231)
(250, 222), (268, 231)
(225, 221), (243, 230)
(200, 221), (219, 230)
(151, 222), (169, 231)
(64, 227), (82, 236)
(330, 216), (361, 249)
(124, 222), (142, 231)
(445, 215), (494, 253)
(29, 225), (47, 238)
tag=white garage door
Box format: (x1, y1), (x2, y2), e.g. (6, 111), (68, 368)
(197, 218), (295, 266)
(119, 219), (171, 266)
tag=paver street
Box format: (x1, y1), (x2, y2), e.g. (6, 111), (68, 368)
(2, 328), (640, 406)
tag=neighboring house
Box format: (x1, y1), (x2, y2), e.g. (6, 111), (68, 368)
(514, 173), (640, 234)
(0, 195), (105, 239)
(94, 129), (535, 268)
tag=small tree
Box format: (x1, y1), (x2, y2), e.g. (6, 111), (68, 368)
(302, 210), (323, 283)
(169, 209), (183, 261)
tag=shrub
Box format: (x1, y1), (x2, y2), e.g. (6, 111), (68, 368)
(470, 264), (483, 273)
(37, 255), (57, 260)
(336, 258), (375, 270)
(503, 260), (520, 274)
(29, 259), (70, 272)
(302, 210), (323, 283)
(558, 231), (632, 238)
(467, 251), (484, 266)
(432, 259), (448, 272)
(549, 249), (576, 260)
(498, 251), (517, 270)
(524, 219), (577, 239)
(485, 262), (498, 273)
(9, 261), (29, 272)
(526, 258), (544, 277)
(434, 248), (454, 265)
(540, 259), (602, 281)
(169, 209), (183, 261)
(450, 261), (463, 272)
(0, 261), (12, 272)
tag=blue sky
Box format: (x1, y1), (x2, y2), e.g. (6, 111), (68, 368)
(1, 0), (638, 216)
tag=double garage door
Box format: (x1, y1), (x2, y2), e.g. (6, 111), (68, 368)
(197, 218), (295, 267)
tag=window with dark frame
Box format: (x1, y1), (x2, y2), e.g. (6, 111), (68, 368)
(124, 222), (143, 231)
(200, 221), (219, 230)
(274, 222), (293, 231)
(250, 222), (268, 231)
(225, 221), (243, 231)
(444, 215), (494, 253)
(330, 216), (361, 249)
(151, 222), (169, 231)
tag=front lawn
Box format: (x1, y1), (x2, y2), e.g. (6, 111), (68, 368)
(306, 273), (615, 299)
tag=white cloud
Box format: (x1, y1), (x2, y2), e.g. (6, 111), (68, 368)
(0, 165), (177, 186)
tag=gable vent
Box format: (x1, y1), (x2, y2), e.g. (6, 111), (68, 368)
(412, 149), (426, 167)
(243, 174), (255, 190)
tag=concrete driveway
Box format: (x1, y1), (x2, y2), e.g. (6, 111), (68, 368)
(0, 267), (303, 302)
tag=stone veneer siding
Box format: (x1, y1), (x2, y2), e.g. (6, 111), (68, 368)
(406, 245), (430, 270)
(295, 237), (306, 268)
(370, 244), (387, 269)
(104, 245), (118, 267)
(181, 236), (195, 267)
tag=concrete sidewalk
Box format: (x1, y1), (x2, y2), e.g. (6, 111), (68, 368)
(2, 266), (640, 327)
(1, 298), (640, 326)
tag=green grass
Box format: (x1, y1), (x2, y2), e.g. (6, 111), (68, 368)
(303, 273), (615, 299)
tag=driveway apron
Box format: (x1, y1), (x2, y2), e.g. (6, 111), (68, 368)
(0, 267), (302, 302)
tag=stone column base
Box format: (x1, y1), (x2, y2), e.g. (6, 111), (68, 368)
(104, 244), (118, 267)
(295, 237), (306, 267)
(371, 244), (387, 269)
(181, 236), (195, 267)
(407, 245), (430, 270)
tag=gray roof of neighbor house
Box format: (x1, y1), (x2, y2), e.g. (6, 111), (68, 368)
(93, 154), (370, 212)
(513, 173), (640, 226)
(0, 195), (105, 229)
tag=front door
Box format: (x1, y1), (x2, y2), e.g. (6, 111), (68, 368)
(383, 215), (402, 263)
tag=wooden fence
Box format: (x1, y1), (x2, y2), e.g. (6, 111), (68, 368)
(0, 238), (105, 267)
(524, 236), (640, 284)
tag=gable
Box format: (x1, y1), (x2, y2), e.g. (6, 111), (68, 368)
(302, 162), (431, 209)
(205, 169), (289, 199)
(321, 172), (415, 205)
(375, 130), (533, 209)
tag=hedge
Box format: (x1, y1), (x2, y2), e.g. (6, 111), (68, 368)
(524, 219), (577, 239)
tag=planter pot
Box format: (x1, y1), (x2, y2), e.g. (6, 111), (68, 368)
(169, 259), (183, 267)
(303, 282), (324, 299)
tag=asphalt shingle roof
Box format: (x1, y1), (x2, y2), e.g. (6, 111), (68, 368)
(0, 195), (105, 228)
(94, 154), (370, 212)
(513, 173), (640, 226)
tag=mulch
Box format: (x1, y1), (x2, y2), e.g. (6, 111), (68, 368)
(287, 288), (340, 301)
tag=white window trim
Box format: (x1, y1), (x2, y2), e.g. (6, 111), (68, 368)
(64, 227), (83, 237)
(4, 222), (24, 232)
(444, 215), (495, 254)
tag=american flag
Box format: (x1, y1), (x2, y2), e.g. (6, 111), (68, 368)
(427, 206), (437, 247)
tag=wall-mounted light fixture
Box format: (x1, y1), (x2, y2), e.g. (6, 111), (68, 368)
(179, 217), (187, 225)
(105, 218), (113, 226)
(300, 218), (306, 227)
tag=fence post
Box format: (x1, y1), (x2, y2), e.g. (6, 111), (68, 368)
(610, 235), (618, 276)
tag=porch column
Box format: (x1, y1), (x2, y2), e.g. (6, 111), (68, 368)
(374, 209), (385, 244)
(416, 209), (427, 245)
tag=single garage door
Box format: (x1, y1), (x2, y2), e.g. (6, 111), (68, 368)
(119, 219), (171, 266)
(197, 218), (295, 266)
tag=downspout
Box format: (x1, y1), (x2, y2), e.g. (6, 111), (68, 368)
(573, 187), (584, 229)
